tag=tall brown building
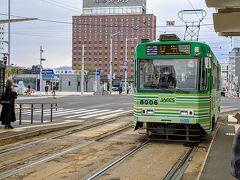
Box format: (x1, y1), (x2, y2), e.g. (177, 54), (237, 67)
(72, 0), (156, 81)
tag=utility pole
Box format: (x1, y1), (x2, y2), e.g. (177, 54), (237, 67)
(40, 46), (43, 96)
(8, 0), (11, 66)
(125, 40), (128, 94)
(125, 38), (138, 94)
(109, 31), (120, 95)
(81, 45), (84, 96)
(109, 37), (113, 95)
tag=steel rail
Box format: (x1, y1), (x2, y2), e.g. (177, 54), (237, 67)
(0, 118), (125, 155)
(0, 124), (132, 179)
(84, 139), (150, 180)
(163, 146), (197, 180)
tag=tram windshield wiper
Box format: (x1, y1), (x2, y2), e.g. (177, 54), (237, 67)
(175, 88), (190, 94)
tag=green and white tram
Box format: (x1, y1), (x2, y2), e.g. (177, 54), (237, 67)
(134, 34), (221, 142)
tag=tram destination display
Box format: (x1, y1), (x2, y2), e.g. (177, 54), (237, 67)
(146, 44), (191, 56)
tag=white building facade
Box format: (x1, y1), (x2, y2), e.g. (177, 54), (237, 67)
(82, 0), (146, 15)
(220, 61), (229, 89)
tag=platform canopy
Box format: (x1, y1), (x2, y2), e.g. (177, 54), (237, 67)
(205, 0), (240, 36)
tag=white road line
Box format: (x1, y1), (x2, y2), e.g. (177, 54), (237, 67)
(40, 109), (86, 116)
(96, 110), (133, 120)
(228, 115), (238, 123)
(64, 109), (99, 119)
(79, 109), (123, 119)
(20, 108), (65, 114)
(20, 108), (80, 116)
(76, 109), (111, 118)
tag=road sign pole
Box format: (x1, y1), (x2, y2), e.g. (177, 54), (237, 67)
(40, 46), (43, 96)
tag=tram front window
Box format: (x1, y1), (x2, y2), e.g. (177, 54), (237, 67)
(139, 59), (198, 90)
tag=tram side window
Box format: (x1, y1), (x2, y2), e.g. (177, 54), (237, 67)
(212, 63), (217, 89)
(200, 59), (207, 90)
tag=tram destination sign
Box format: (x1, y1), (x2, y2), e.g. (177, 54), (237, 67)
(146, 44), (191, 56)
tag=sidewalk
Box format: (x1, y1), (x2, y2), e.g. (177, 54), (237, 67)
(199, 113), (238, 180)
(17, 91), (127, 100)
(0, 120), (83, 146)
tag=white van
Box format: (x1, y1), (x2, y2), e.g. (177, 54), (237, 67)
(13, 82), (27, 95)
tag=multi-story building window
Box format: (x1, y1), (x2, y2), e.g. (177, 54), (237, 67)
(73, 0), (156, 81)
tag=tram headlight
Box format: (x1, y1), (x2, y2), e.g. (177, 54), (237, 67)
(142, 109), (154, 115)
(180, 110), (194, 116)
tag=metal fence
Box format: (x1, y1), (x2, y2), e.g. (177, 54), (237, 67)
(16, 103), (58, 125)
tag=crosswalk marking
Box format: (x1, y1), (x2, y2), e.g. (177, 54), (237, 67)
(17, 107), (132, 120)
(63, 109), (99, 119)
(75, 109), (111, 118)
(34, 109), (85, 116)
(96, 110), (133, 120)
(46, 109), (87, 117)
(79, 109), (123, 119)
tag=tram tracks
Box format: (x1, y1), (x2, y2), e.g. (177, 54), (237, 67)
(163, 145), (197, 180)
(0, 118), (121, 155)
(84, 139), (150, 180)
(83, 142), (198, 180)
(0, 116), (199, 180)
(0, 119), (133, 179)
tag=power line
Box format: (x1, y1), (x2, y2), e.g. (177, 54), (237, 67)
(39, 0), (81, 13)
(186, 0), (215, 32)
(0, 12), (214, 29)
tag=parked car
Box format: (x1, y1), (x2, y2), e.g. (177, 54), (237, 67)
(112, 86), (119, 91)
(13, 83), (27, 95)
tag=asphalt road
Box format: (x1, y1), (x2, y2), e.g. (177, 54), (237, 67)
(15, 95), (134, 123)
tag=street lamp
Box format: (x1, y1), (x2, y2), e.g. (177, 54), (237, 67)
(110, 31), (121, 95)
(39, 46), (46, 96)
(124, 38), (138, 94)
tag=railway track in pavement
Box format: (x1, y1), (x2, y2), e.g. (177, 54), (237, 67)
(86, 141), (198, 180)
(0, 117), (133, 179)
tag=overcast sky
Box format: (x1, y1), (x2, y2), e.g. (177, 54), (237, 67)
(0, 0), (231, 68)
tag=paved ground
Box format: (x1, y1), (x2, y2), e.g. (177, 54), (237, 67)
(200, 98), (240, 180)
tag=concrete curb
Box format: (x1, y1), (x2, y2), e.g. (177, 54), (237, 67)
(0, 123), (80, 146)
(0, 112), (134, 147)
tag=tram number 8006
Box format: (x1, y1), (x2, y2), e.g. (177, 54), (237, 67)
(140, 100), (158, 105)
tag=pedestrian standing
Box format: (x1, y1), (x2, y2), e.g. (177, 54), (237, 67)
(127, 86), (130, 94)
(232, 129), (240, 179)
(45, 85), (49, 95)
(118, 85), (122, 95)
(0, 79), (18, 129)
(52, 85), (56, 99)
(27, 85), (31, 95)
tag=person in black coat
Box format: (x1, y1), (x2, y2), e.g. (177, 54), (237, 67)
(0, 79), (18, 129)
(232, 129), (240, 179)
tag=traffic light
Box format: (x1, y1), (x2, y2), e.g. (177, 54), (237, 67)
(3, 56), (7, 66)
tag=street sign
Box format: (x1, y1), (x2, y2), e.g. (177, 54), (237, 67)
(92, 69), (101, 76)
(42, 69), (54, 80)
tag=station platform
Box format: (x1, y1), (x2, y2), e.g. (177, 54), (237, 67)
(199, 112), (239, 180)
(0, 120), (82, 146)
